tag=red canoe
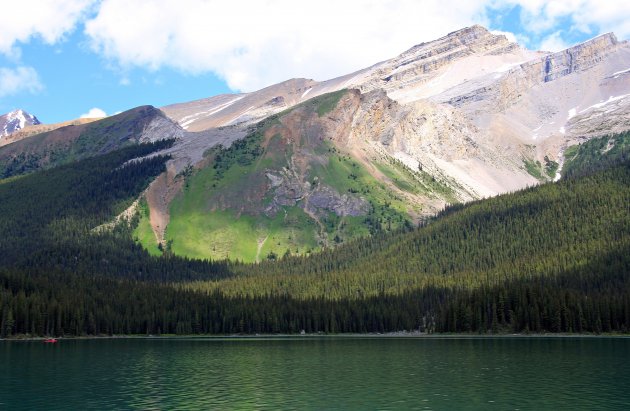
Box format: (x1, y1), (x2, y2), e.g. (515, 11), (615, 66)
(43, 338), (58, 343)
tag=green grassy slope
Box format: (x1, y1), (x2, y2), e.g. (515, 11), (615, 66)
(186, 155), (630, 302)
(132, 198), (163, 256)
(157, 92), (418, 262)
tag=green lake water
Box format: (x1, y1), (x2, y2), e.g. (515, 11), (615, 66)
(1, 337), (629, 410)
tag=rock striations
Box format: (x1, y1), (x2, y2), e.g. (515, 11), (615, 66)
(541, 33), (619, 83)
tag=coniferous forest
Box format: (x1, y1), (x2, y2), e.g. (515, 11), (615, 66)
(0, 133), (629, 337)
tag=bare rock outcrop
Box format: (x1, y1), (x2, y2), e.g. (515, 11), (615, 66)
(306, 185), (370, 217)
(348, 90), (534, 200)
(541, 33), (619, 82)
(138, 114), (185, 143)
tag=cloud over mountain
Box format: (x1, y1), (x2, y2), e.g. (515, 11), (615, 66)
(80, 107), (107, 118)
(1, 0), (629, 93)
(83, 0), (491, 91)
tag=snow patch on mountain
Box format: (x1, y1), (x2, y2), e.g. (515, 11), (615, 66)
(580, 94), (630, 113)
(0, 109), (41, 138)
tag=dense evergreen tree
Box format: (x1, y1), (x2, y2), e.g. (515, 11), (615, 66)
(0, 134), (628, 336)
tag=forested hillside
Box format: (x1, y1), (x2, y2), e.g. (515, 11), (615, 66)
(0, 134), (629, 337)
(562, 130), (630, 178)
(0, 140), (230, 282)
(0, 106), (179, 179)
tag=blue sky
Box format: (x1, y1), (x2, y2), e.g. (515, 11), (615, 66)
(1, 32), (231, 122)
(1, 0), (628, 124)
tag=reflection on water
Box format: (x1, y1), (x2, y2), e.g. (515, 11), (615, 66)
(1, 337), (629, 410)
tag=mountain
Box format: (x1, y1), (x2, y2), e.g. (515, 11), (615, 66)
(141, 88), (527, 261)
(163, 26), (630, 143)
(161, 26), (540, 129)
(130, 26), (630, 261)
(1, 25), (629, 263)
(162, 27), (630, 188)
(0, 117), (100, 148)
(0, 26), (629, 337)
(0, 109), (41, 138)
(0, 105), (183, 178)
(0, 26), (630, 261)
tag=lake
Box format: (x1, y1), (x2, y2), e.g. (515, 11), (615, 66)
(1, 336), (629, 410)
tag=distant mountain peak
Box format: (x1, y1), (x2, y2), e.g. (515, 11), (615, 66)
(0, 109), (41, 138)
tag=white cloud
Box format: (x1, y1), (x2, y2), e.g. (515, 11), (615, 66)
(539, 31), (571, 52)
(498, 0), (630, 40)
(0, 0), (96, 56)
(2, 0), (627, 96)
(80, 107), (107, 118)
(84, 0), (492, 91)
(81, 0), (630, 92)
(0, 66), (43, 98)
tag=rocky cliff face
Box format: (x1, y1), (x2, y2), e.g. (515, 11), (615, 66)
(541, 33), (618, 82)
(137, 109), (185, 143)
(419, 30), (630, 181)
(480, 33), (623, 112)
(347, 90), (534, 200)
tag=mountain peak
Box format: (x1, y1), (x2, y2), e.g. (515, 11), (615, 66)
(0, 109), (41, 138)
(400, 24), (516, 62)
(442, 24), (510, 46)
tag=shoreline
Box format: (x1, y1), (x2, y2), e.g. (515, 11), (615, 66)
(3, 331), (629, 342)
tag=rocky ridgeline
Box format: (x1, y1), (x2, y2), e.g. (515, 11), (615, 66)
(138, 111), (185, 143)
(357, 25), (518, 95)
(497, 34), (621, 108)
(395, 25), (518, 69)
(441, 32), (625, 115)
(541, 33), (619, 82)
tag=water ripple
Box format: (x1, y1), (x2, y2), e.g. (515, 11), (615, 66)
(0, 337), (629, 410)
